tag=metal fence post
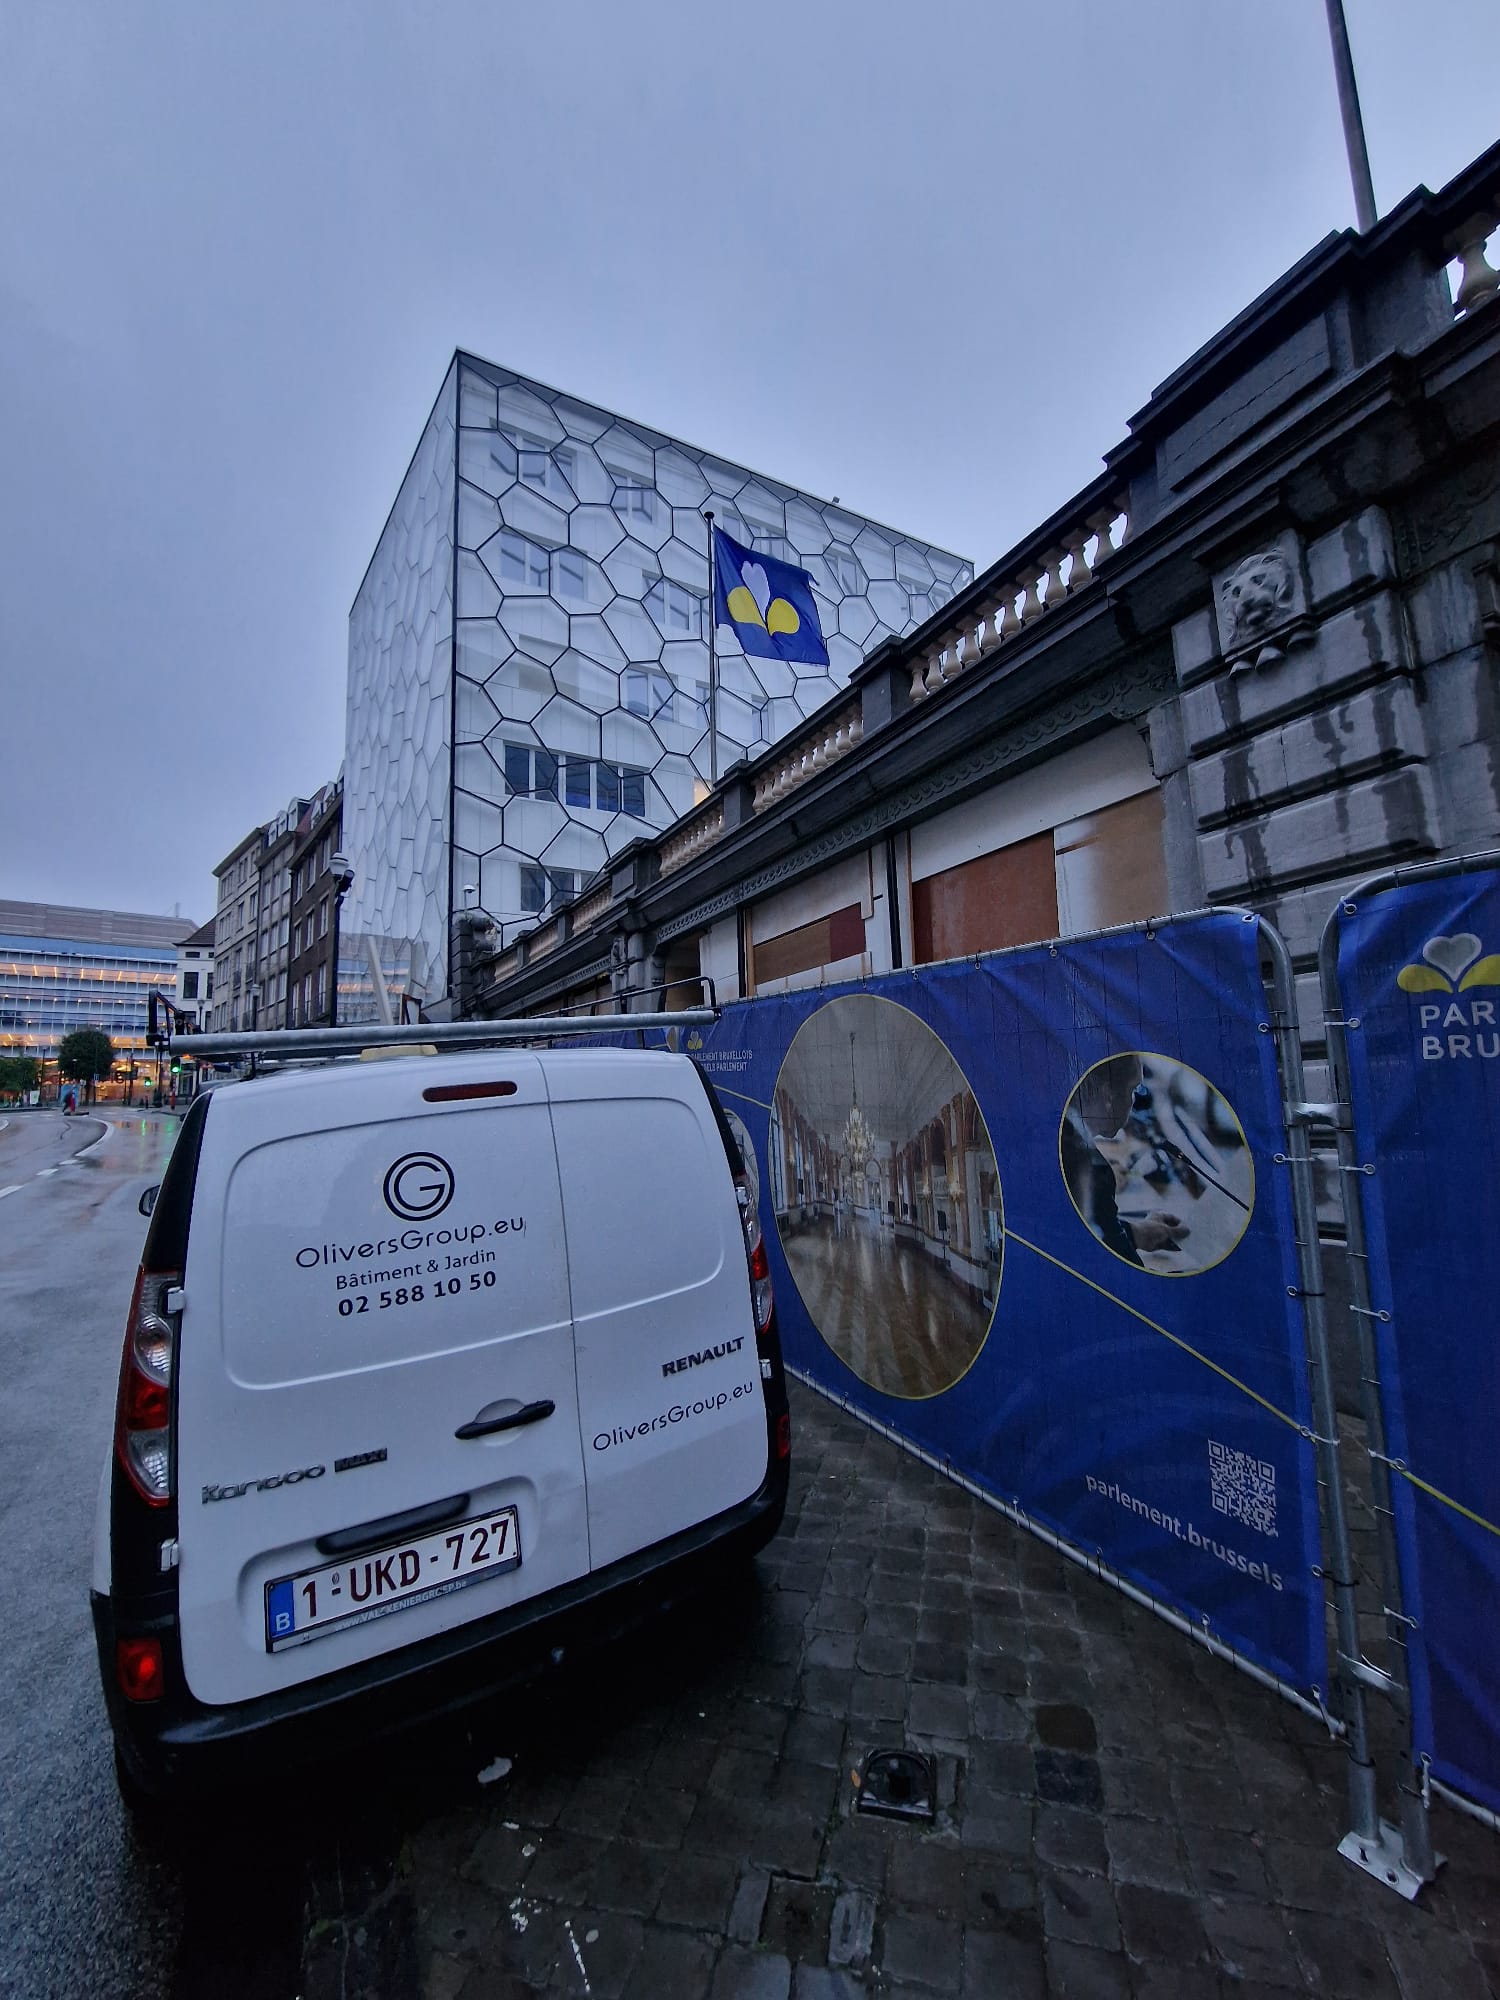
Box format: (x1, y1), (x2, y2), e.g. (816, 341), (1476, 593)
(1255, 917), (1399, 1880)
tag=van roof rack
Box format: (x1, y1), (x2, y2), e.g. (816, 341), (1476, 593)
(185, 1006), (717, 1064)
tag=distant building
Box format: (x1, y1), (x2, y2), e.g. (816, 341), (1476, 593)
(174, 916), (215, 1032)
(207, 779), (342, 1033)
(255, 796), (314, 1031)
(0, 899), (197, 1071)
(287, 778), (343, 1026)
(341, 352), (972, 1021)
(210, 825), (266, 1033)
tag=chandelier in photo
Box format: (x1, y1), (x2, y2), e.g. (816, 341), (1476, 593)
(842, 1033), (872, 1175)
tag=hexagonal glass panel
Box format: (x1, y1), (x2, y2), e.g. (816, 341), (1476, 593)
(460, 428), (517, 497)
(500, 596), (570, 664)
(457, 550), (500, 619)
(458, 368), (498, 428)
(570, 504), (627, 560)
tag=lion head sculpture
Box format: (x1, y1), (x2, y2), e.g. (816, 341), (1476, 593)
(1221, 550), (1295, 647)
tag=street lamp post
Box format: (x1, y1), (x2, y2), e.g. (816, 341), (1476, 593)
(328, 853), (355, 1026)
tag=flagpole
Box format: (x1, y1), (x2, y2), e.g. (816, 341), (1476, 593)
(1324, 0), (1377, 232)
(703, 508), (719, 784)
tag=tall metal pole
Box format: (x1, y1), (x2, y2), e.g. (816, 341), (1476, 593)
(1324, 0), (1378, 232)
(703, 509), (719, 784)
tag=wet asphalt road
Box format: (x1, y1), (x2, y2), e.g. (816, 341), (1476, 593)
(0, 1108), (304, 2000)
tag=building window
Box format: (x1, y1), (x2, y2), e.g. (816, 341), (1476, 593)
(612, 480), (656, 524)
(182, 971), (199, 999)
(501, 741), (561, 802)
(826, 547), (864, 593)
(564, 756), (593, 809)
(318, 898), (329, 938)
(496, 528), (551, 591)
(554, 548), (587, 600)
(519, 865), (581, 915)
(643, 577), (703, 638)
(503, 429), (576, 496)
(751, 528), (793, 561)
(316, 964), (326, 1015)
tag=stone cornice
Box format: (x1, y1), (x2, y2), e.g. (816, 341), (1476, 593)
(653, 659), (1173, 945)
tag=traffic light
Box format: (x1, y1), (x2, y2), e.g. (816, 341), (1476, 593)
(170, 1056), (182, 1076)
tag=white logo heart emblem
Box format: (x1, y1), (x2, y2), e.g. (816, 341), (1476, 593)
(740, 561), (772, 620)
(1422, 934), (1482, 984)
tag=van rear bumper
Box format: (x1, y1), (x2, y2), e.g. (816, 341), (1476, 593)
(95, 1456), (788, 1802)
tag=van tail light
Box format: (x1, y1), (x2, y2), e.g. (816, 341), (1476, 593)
(735, 1173), (774, 1337)
(116, 1635), (165, 1703)
(776, 1412), (792, 1459)
(115, 1267), (180, 1507)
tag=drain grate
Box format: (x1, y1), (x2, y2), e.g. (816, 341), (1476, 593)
(855, 1748), (936, 1823)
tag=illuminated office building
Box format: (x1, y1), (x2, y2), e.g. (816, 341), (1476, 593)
(0, 900), (193, 1065)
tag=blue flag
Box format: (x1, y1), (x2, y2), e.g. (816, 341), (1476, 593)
(712, 528), (830, 667)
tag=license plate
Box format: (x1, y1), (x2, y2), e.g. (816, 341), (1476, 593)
(264, 1506), (521, 1652)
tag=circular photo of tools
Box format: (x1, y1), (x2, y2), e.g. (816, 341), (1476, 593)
(1060, 1053), (1254, 1276)
(770, 994), (1001, 1399)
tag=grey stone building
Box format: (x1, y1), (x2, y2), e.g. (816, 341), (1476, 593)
(463, 137), (1500, 1366)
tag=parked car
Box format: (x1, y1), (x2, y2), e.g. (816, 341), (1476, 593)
(92, 1045), (789, 1808)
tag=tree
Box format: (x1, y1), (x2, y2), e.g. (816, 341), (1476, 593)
(58, 1029), (117, 1103)
(0, 1055), (40, 1100)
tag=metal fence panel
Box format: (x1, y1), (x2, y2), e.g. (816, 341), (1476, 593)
(676, 911), (1330, 1699)
(1323, 857), (1500, 1826)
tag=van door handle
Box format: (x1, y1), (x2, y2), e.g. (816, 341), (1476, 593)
(316, 1491), (471, 1558)
(454, 1399), (556, 1441)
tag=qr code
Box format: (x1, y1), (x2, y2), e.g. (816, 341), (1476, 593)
(1209, 1439), (1278, 1537)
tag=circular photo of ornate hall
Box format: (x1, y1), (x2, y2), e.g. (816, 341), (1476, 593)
(1059, 1052), (1254, 1277)
(769, 995), (1002, 1399)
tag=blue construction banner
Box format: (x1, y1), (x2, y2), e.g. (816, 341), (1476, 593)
(656, 912), (1325, 1693)
(1336, 869), (1500, 1816)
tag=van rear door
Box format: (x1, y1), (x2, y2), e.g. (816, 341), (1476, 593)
(174, 1054), (588, 1706)
(543, 1050), (768, 1569)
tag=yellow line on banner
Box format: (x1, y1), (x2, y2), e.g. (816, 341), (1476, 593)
(1393, 1465), (1500, 1541)
(1003, 1228), (1304, 1433)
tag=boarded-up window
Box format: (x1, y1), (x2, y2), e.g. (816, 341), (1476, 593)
(752, 903), (865, 986)
(1054, 789), (1167, 934)
(912, 830), (1059, 963)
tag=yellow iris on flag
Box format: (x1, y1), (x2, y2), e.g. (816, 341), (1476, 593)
(727, 559), (801, 638)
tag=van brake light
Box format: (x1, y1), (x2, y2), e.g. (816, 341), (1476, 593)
(736, 1174), (774, 1336)
(115, 1267), (180, 1507)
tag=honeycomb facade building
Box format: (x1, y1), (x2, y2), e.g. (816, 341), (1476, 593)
(343, 352), (970, 1019)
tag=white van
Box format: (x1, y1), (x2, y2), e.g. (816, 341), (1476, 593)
(92, 1045), (788, 1805)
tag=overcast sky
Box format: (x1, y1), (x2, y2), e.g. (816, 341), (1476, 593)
(3, 1), (1497, 926)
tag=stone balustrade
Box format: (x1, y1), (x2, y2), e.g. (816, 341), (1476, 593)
(659, 800), (726, 876)
(571, 883), (611, 930)
(527, 919), (561, 962)
(907, 497), (1129, 706)
(750, 701), (865, 812)
(1449, 204), (1500, 317)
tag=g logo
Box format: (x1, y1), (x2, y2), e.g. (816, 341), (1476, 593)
(383, 1152), (455, 1221)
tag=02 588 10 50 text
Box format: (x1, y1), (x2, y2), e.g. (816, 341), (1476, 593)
(337, 1270), (499, 1316)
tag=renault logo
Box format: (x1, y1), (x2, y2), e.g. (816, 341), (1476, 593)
(382, 1152), (455, 1221)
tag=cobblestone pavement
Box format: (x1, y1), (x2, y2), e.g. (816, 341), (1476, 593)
(304, 1380), (1500, 1999)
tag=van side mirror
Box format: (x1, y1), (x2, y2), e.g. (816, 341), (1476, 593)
(138, 1185), (159, 1218)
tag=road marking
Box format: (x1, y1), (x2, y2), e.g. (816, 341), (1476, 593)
(0, 1185), (22, 1199)
(37, 1167), (58, 1177)
(77, 1123), (112, 1157)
